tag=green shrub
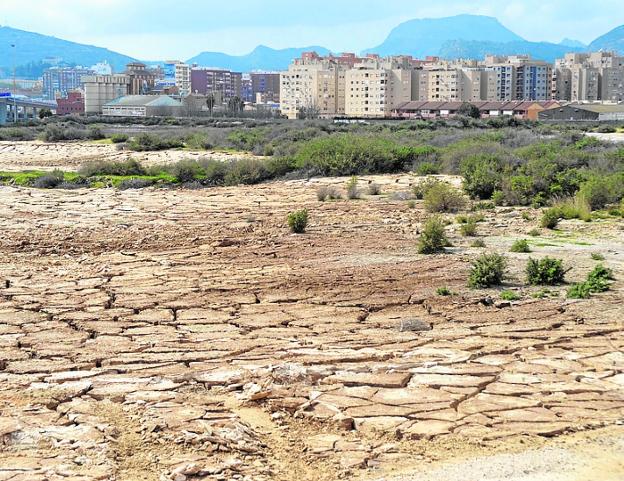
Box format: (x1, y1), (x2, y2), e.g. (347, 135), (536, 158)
(169, 159), (204, 183)
(407, 200), (416, 209)
(460, 220), (478, 237)
(528, 228), (541, 237)
(468, 253), (507, 288)
(436, 286), (453, 296)
(79, 158), (146, 177)
(127, 133), (184, 152)
(288, 209), (308, 234)
(414, 161), (439, 176)
(423, 181), (466, 213)
(110, 133), (129, 144)
(33, 169), (64, 189)
(567, 282), (592, 299)
(540, 208), (561, 229)
(526, 257), (566, 285)
(346, 176), (361, 199)
(567, 264), (614, 299)
(461, 154), (504, 199)
(500, 290), (521, 301)
(224, 158), (269, 185)
(472, 201), (495, 211)
(491, 190), (505, 206)
(510, 239), (531, 253)
(471, 239), (486, 248)
(417, 216), (449, 254)
(590, 253), (605, 261)
(553, 195), (591, 221)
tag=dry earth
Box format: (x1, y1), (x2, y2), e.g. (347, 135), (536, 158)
(0, 155), (623, 481)
(0, 141), (259, 172)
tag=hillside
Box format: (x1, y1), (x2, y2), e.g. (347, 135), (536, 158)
(364, 14), (523, 57)
(439, 39), (583, 62)
(0, 26), (136, 77)
(588, 25), (624, 54)
(187, 45), (331, 71)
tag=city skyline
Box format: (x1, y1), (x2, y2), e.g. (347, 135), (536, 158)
(1, 0), (624, 60)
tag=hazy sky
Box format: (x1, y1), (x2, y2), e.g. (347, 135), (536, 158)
(1, 0), (623, 59)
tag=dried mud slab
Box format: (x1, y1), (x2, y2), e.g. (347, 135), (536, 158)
(0, 175), (622, 481)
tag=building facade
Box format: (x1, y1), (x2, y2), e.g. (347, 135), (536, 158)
(190, 68), (242, 100)
(56, 91), (85, 115)
(250, 72), (281, 103)
(42, 67), (93, 100)
(83, 74), (131, 114)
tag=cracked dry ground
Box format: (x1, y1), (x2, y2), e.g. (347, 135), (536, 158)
(0, 176), (623, 481)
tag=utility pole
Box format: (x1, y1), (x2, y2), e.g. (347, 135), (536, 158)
(11, 43), (17, 122)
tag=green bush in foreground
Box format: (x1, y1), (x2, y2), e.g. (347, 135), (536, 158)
(468, 253), (507, 288)
(510, 239), (531, 253)
(460, 220), (478, 237)
(500, 290), (521, 301)
(540, 208), (561, 229)
(423, 181), (466, 213)
(526, 257), (566, 285)
(436, 286), (453, 296)
(110, 133), (129, 143)
(418, 216), (449, 254)
(287, 209), (308, 234)
(568, 264), (614, 299)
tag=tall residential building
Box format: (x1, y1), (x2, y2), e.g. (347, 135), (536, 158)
(280, 55), (345, 119)
(90, 61), (113, 76)
(174, 63), (192, 97)
(484, 55), (552, 101)
(190, 68), (242, 100)
(42, 67), (94, 100)
(250, 72), (281, 103)
(554, 51), (624, 102)
(83, 74), (131, 114)
(126, 62), (158, 95)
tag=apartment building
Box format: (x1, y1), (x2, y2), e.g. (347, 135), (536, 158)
(174, 63), (191, 97)
(190, 68), (242, 100)
(251, 72), (281, 103)
(345, 65), (415, 117)
(280, 55), (345, 119)
(484, 55), (552, 101)
(553, 51), (624, 102)
(42, 66), (94, 100)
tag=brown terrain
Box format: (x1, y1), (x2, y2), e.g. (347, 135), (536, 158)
(0, 144), (623, 481)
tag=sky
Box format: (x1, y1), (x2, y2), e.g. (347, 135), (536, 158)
(1, 0), (623, 60)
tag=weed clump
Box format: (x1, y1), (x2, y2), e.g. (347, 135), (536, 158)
(436, 287), (454, 296)
(288, 209), (308, 234)
(468, 253), (507, 288)
(541, 208), (561, 229)
(346, 176), (361, 200)
(567, 265), (613, 299)
(510, 239), (531, 253)
(423, 181), (466, 213)
(368, 183), (382, 196)
(526, 257), (566, 285)
(500, 290), (521, 301)
(417, 216), (449, 254)
(317, 185), (342, 201)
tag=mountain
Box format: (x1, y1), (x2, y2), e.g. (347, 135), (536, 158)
(0, 26), (136, 77)
(187, 45), (332, 71)
(588, 25), (624, 54)
(439, 40), (583, 62)
(559, 38), (586, 49)
(365, 14), (523, 58)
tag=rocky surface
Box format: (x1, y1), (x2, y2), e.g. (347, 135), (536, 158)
(0, 173), (623, 480)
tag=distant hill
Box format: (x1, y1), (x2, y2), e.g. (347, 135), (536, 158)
(0, 25), (136, 78)
(187, 45), (332, 72)
(439, 39), (583, 62)
(588, 25), (624, 54)
(559, 38), (587, 49)
(364, 14), (523, 58)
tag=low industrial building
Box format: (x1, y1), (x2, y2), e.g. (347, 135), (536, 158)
(102, 95), (184, 117)
(539, 103), (624, 121)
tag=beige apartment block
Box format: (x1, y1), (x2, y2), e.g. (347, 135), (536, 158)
(280, 61), (343, 119)
(344, 67), (415, 117)
(554, 51), (624, 101)
(421, 69), (465, 101)
(175, 63), (191, 97)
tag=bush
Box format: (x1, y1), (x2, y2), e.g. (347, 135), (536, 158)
(346, 176), (361, 199)
(591, 253), (605, 261)
(461, 154), (504, 200)
(33, 170), (64, 188)
(568, 265), (614, 298)
(118, 178), (155, 189)
(460, 220), (478, 237)
(500, 290), (521, 301)
(526, 257), (566, 285)
(417, 216), (449, 254)
(468, 253), (507, 288)
(436, 286), (453, 296)
(510, 239), (531, 253)
(540, 208), (561, 229)
(224, 158), (270, 185)
(414, 161), (439, 176)
(423, 181), (466, 213)
(368, 182), (382, 195)
(110, 133), (129, 144)
(553, 195), (591, 222)
(471, 239), (486, 248)
(288, 209), (308, 234)
(127, 133), (184, 151)
(528, 228), (541, 237)
(317, 185), (342, 201)
(79, 158), (146, 177)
